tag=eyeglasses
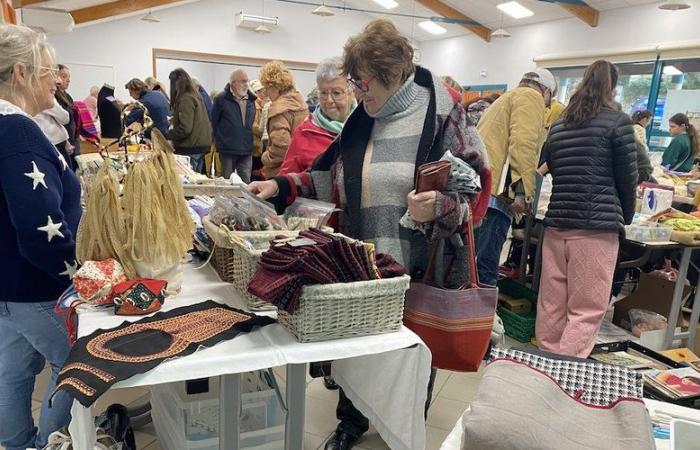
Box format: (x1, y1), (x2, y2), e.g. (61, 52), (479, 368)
(348, 75), (374, 93)
(319, 89), (348, 101)
(38, 65), (59, 77)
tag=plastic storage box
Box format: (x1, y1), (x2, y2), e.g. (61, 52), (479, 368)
(496, 278), (537, 343)
(624, 223), (673, 243)
(151, 374), (285, 450)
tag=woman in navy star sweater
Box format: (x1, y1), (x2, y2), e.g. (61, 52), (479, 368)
(0, 25), (80, 450)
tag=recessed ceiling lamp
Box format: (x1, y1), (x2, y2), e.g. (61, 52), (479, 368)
(140, 10), (160, 23)
(372, 0), (399, 10)
(658, 0), (691, 10)
(418, 20), (447, 35)
(312, 3), (335, 16)
(497, 1), (534, 19)
(491, 27), (511, 38)
(255, 23), (272, 33)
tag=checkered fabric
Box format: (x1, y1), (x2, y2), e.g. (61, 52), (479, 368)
(489, 348), (643, 406)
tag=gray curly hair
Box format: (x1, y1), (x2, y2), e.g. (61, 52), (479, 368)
(315, 57), (347, 85)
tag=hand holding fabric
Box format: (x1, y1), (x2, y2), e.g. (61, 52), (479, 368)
(407, 190), (437, 223)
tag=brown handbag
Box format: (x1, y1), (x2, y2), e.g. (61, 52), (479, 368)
(403, 210), (498, 372)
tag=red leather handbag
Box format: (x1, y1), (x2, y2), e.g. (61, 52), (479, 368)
(403, 211), (497, 372)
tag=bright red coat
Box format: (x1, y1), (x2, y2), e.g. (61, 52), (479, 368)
(279, 114), (337, 175)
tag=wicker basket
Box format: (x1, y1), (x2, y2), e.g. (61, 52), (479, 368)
(277, 275), (411, 343)
(204, 217), (297, 310)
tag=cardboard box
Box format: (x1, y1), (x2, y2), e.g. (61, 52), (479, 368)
(613, 273), (691, 330)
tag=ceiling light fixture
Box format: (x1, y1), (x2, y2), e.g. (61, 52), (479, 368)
(418, 20), (446, 35)
(497, 1), (534, 19)
(491, 27), (511, 38)
(372, 0), (399, 10)
(140, 10), (160, 23)
(663, 65), (683, 75)
(658, 0), (691, 10)
(312, 3), (335, 16)
(255, 23), (272, 33)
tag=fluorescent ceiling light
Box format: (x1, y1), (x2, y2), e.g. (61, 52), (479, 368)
(497, 1), (534, 19)
(372, 0), (399, 10)
(418, 20), (447, 35)
(663, 65), (683, 75)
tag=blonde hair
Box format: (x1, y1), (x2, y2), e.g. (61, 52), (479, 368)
(0, 24), (55, 111)
(77, 129), (194, 278)
(259, 61), (296, 94)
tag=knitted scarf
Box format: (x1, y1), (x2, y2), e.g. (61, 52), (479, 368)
(312, 100), (357, 135)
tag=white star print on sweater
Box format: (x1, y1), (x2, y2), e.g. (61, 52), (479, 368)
(24, 161), (48, 190)
(37, 215), (65, 242)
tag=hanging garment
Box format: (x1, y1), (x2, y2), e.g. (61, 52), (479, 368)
(54, 300), (275, 406)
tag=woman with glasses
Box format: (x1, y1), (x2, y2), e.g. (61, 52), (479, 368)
(279, 57), (356, 175)
(0, 25), (78, 450)
(250, 19), (490, 450)
(259, 60), (308, 178)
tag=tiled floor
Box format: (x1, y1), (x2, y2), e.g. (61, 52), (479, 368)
(15, 359), (495, 450)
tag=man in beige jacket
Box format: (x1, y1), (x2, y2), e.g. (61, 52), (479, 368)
(475, 68), (556, 285)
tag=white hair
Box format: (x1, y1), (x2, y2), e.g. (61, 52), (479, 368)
(315, 57), (345, 85)
(230, 68), (247, 82)
(0, 24), (55, 110)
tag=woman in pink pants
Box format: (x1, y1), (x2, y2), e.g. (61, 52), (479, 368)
(536, 60), (638, 358)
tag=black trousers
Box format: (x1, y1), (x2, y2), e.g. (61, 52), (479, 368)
(334, 368), (438, 439)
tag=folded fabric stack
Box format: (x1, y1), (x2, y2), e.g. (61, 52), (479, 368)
(247, 229), (406, 313)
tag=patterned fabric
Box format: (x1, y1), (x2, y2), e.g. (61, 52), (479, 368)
(272, 66), (492, 275)
(54, 300), (276, 406)
(73, 259), (127, 305)
(489, 348), (643, 406)
(74, 100), (100, 143)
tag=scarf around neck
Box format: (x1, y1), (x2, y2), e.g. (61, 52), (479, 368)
(312, 100), (357, 135)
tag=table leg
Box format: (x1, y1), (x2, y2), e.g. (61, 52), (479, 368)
(664, 247), (692, 349)
(687, 255), (700, 348)
(219, 373), (241, 450)
(285, 363), (307, 450)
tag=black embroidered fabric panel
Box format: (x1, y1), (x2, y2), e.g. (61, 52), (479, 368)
(55, 300), (276, 406)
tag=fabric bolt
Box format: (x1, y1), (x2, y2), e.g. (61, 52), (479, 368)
(0, 100), (81, 303)
(124, 89), (171, 137)
(541, 107), (638, 232)
(536, 228), (620, 358)
(220, 154), (253, 182)
(0, 300), (73, 450)
(54, 300), (275, 407)
(475, 205), (513, 286)
(272, 67), (491, 273)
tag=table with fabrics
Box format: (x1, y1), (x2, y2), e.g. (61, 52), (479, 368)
(68, 263), (431, 450)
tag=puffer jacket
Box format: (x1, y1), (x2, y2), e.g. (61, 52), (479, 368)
(261, 91), (308, 178)
(541, 107), (638, 232)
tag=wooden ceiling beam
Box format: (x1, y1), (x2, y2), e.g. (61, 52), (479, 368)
(415, 0), (492, 42)
(70, 0), (183, 25)
(12, 0), (50, 7)
(559, 1), (599, 27)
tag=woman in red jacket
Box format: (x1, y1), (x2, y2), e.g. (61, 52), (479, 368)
(279, 57), (356, 175)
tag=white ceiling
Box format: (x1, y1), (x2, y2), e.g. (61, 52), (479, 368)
(26, 0), (666, 41)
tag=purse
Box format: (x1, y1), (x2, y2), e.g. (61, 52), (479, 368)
(403, 207), (498, 372)
(110, 278), (166, 316)
(415, 160), (451, 193)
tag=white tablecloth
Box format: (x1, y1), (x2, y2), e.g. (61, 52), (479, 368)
(69, 263), (431, 450)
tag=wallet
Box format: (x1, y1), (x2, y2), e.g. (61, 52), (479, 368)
(415, 160), (452, 193)
(110, 278), (166, 316)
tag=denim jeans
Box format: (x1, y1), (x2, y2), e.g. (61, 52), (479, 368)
(221, 154), (253, 183)
(476, 207), (513, 286)
(190, 154), (205, 174)
(0, 300), (72, 450)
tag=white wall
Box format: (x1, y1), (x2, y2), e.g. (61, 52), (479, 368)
(48, 0), (371, 102)
(420, 3), (700, 90)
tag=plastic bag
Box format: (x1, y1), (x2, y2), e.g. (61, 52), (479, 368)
(629, 308), (668, 337)
(650, 258), (679, 282)
(283, 198), (339, 231)
(209, 191), (286, 231)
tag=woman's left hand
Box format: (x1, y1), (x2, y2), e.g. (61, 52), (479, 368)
(407, 190), (437, 223)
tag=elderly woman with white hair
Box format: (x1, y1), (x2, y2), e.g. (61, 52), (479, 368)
(0, 24), (77, 450)
(279, 57), (356, 174)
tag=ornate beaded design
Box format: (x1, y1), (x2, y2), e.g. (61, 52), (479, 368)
(56, 377), (96, 397)
(85, 308), (250, 363)
(59, 363), (115, 383)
